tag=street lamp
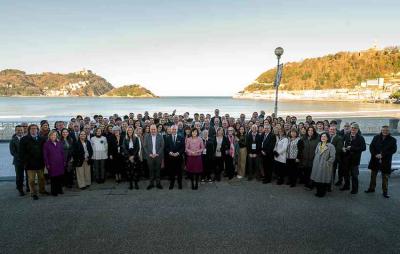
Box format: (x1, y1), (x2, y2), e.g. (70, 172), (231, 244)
(273, 47), (284, 117)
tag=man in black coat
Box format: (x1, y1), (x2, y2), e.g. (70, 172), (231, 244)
(19, 124), (48, 200)
(165, 125), (185, 189)
(246, 124), (262, 181)
(260, 125), (276, 183)
(9, 125), (27, 196)
(340, 123), (366, 194)
(365, 126), (397, 198)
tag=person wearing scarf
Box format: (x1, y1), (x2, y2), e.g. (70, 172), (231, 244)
(310, 133), (336, 197)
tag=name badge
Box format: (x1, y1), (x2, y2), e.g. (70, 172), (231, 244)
(118, 147), (120, 153)
(252, 143), (256, 150)
(203, 148), (207, 155)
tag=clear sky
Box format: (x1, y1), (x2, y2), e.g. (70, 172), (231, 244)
(1, 0), (399, 96)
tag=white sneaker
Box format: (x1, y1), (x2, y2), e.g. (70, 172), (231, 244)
(237, 175), (243, 179)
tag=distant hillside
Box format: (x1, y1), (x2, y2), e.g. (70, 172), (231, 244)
(242, 46), (400, 92)
(104, 84), (157, 98)
(0, 69), (156, 97)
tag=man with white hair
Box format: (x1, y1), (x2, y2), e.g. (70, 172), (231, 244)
(165, 125), (185, 189)
(143, 124), (164, 190)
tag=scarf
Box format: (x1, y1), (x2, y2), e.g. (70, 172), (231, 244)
(228, 135), (235, 158)
(320, 142), (327, 154)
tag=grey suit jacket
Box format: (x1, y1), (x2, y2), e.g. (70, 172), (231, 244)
(143, 134), (164, 160)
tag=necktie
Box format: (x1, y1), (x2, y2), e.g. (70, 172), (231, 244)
(173, 135), (176, 144)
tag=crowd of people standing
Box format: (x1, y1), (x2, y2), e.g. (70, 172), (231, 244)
(9, 109), (398, 200)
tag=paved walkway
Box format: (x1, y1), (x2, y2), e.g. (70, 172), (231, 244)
(1, 172), (399, 254)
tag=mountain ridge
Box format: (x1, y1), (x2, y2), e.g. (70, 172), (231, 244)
(0, 69), (157, 97)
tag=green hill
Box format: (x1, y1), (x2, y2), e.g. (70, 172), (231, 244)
(242, 46), (400, 92)
(0, 69), (156, 97)
(104, 84), (157, 98)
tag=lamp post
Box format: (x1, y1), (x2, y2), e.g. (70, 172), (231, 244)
(273, 47), (284, 117)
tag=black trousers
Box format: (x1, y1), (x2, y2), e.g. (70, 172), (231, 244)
(50, 175), (63, 195)
(286, 159), (299, 185)
(262, 155), (274, 182)
(168, 156), (183, 187)
(14, 163), (25, 190)
(213, 157), (224, 181)
(247, 155), (258, 180)
(225, 156), (235, 179)
(343, 165), (359, 192)
(274, 161), (287, 183)
(126, 160), (139, 186)
(315, 182), (328, 197)
(303, 166), (312, 186)
(202, 155), (213, 180)
(64, 161), (74, 187)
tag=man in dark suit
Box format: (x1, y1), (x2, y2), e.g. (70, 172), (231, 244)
(9, 125), (26, 196)
(260, 125), (276, 183)
(208, 118), (220, 138)
(143, 124), (165, 190)
(210, 109), (222, 128)
(340, 123), (366, 194)
(246, 124), (262, 181)
(70, 122), (81, 143)
(165, 125), (185, 189)
(365, 126), (397, 198)
(329, 126), (343, 190)
(19, 124), (48, 200)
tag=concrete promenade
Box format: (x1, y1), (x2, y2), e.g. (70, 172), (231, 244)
(1, 171), (399, 254)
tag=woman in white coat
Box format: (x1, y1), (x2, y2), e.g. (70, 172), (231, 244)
(311, 132), (336, 197)
(273, 127), (289, 185)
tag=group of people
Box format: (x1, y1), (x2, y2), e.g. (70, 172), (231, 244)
(9, 109), (398, 200)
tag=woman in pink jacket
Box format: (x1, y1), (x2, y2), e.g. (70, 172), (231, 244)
(185, 128), (205, 190)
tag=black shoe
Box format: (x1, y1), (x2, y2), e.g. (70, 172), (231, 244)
(147, 184), (154, 190)
(32, 195), (39, 200)
(18, 189), (25, 196)
(327, 187), (332, 192)
(340, 186), (350, 191)
(383, 192), (390, 198)
(135, 183), (139, 190)
(334, 181), (342, 186)
(129, 184), (133, 190)
(350, 190), (358, 194)
(51, 193), (58, 197)
(178, 185), (182, 190)
(80, 187), (86, 190)
(277, 180), (283, 185)
(169, 185), (174, 190)
(40, 191), (50, 195)
(290, 184), (296, 188)
(364, 189), (375, 193)
(263, 180), (271, 184)
(59, 190), (64, 195)
(304, 184), (314, 190)
(156, 184), (163, 190)
(26, 188), (30, 193)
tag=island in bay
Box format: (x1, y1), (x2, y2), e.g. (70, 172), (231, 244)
(235, 46), (400, 103)
(0, 69), (157, 98)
